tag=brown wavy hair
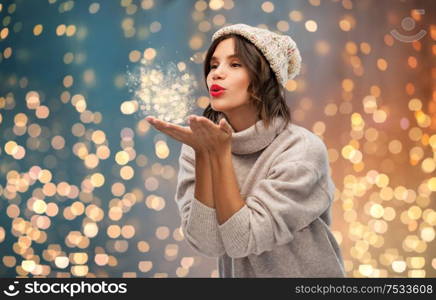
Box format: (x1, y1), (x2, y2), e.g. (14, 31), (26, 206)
(202, 33), (292, 132)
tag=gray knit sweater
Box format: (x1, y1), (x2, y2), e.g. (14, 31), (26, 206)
(175, 116), (346, 277)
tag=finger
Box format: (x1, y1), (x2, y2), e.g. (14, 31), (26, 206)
(198, 116), (216, 127)
(189, 121), (200, 135)
(151, 119), (170, 130)
(191, 117), (209, 139)
(200, 117), (219, 131)
(156, 119), (182, 130)
(145, 116), (155, 124)
(220, 118), (233, 134)
(148, 118), (174, 133)
(219, 118), (227, 132)
(153, 125), (192, 144)
(151, 119), (192, 138)
(190, 116), (203, 130)
(187, 115), (196, 124)
(147, 117), (165, 127)
(197, 117), (216, 135)
(188, 116), (197, 128)
(194, 121), (209, 143)
(164, 122), (189, 132)
(187, 115), (194, 125)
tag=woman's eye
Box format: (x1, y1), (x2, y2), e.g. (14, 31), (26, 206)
(210, 63), (241, 69)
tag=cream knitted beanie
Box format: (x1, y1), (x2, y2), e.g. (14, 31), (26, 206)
(211, 23), (302, 87)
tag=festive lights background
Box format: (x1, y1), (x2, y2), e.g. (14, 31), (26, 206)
(0, 0), (435, 278)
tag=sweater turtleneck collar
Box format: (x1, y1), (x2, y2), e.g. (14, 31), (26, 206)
(221, 116), (287, 155)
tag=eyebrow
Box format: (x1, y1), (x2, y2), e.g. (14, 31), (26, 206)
(210, 54), (239, 61)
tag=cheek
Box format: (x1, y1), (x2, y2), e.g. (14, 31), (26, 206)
(237, 76), (250, 97)
(237, 72), (250, 90)
(206, 72), (214, 84)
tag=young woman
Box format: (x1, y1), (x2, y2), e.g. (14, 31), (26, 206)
(146, 23), (346, 277)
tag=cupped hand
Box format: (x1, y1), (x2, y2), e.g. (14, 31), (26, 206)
(187, 115), (233, 153)
(146, 115), (233, 154)
(145, 116), (201, 151)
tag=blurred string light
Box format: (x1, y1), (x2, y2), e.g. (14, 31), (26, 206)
(0, 0), (435, 279)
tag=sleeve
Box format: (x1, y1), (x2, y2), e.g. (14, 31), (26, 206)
(174, 144), (226, 257)
(217, 159), (332, 258)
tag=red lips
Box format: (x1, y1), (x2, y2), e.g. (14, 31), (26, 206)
(210, 84), (226, 97)
(210, 84), (225, 91)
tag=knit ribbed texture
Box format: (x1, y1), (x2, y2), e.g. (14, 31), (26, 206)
(175, 117), (346, 277)
(221, 116), (285, 155)
(212, 23), (302, 87)
(175, 151), (225, 258)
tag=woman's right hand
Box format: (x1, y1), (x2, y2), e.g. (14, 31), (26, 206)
(145, 115), (207, 153)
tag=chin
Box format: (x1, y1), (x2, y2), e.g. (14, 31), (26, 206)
(210, 100), (229, 112)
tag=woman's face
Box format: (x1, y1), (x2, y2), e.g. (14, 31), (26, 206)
(206, 38), (252, 114)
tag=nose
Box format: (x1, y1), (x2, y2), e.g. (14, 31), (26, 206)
(211, 64), (227, 80)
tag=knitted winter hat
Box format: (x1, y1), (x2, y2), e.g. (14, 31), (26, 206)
(212, 23), (302, 87)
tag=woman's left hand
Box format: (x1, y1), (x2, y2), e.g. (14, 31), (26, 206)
(188, 115), (233, 154)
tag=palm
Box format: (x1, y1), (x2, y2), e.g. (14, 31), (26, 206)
(145, 117), (203, 150)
